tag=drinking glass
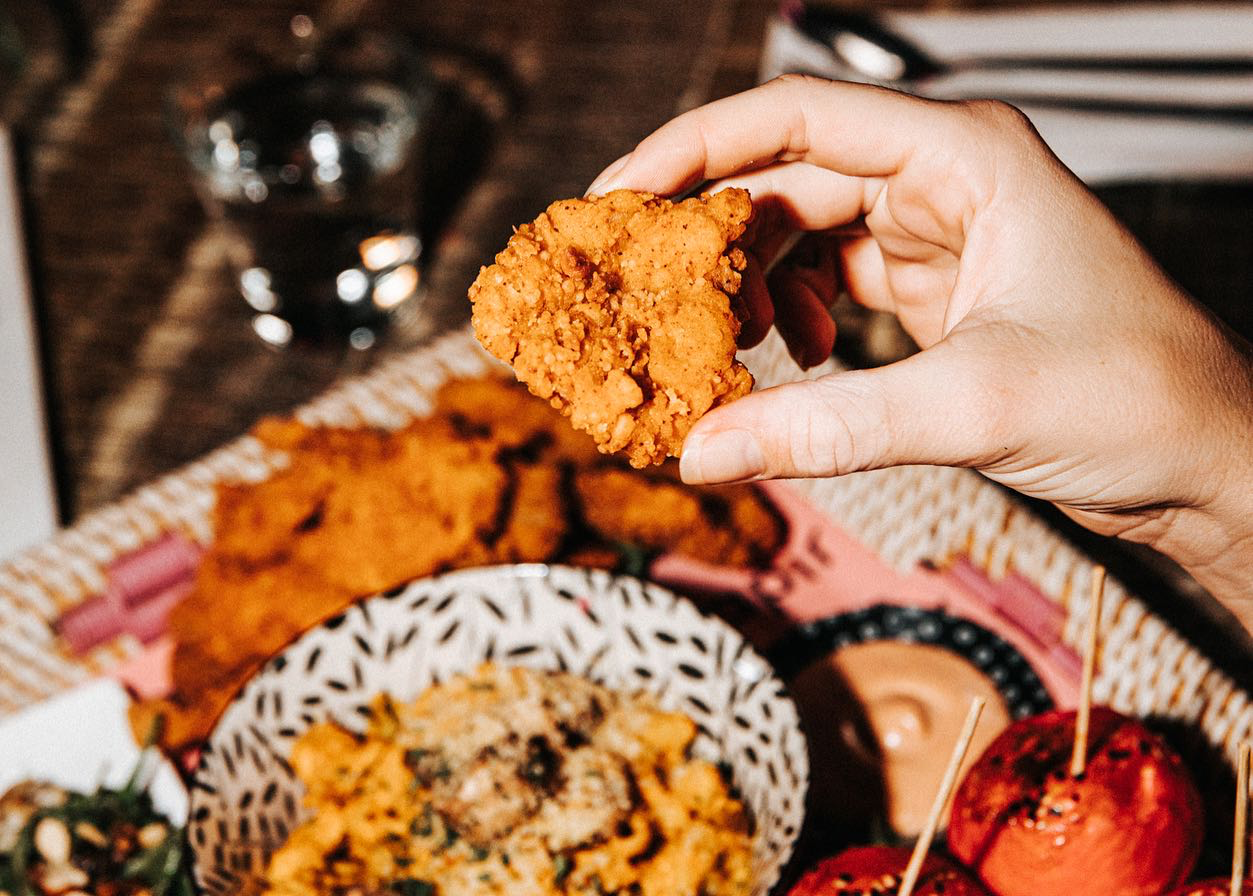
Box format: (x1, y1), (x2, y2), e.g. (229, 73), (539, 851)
(170, 30), (432, 348)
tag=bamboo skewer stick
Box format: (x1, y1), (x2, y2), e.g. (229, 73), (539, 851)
(898, 697), (987, 896)
(1233, 742), (1250, 896)
(1070, 565), (1106, 778)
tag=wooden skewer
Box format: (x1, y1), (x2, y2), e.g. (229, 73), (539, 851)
(1233, 742), (1250, 896)
(1070, 565), (1106, 778)
(898, 697), (987, 896)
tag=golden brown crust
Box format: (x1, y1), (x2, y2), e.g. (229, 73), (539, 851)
(574, 464), (785, 568)
(136, 378), (783, 752)
(469, 189), (755, 467)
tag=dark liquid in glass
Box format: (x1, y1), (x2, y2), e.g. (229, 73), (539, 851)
(190, 72), (422, 347)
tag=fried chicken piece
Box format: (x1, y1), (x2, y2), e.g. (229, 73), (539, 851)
(291, 420), (508, 595)
(469, 189), (755, 468)
(138, 419), (510, 751)
(488, 463), (569, 562)
(133, 377), (788, 752)
(437, 377), (601, 465)
(454, 461), (569, 567)
(574, 465), (785, 568)
(151, 558), (348, 747)
(209, 468), (333, 568)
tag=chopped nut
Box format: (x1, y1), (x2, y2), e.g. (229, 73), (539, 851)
(37, 862), (89, 893)
(136, 822), (169, 850)
(33, 817), (72, 865)
(72, 822), (107, 848)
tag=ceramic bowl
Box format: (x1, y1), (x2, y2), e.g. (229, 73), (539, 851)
(187, 564), (809, 895)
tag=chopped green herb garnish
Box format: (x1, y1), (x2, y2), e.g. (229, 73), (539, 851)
(390, 878), (435, 896)
(554, 854), (572, 886)
(410, 803), (434, 838)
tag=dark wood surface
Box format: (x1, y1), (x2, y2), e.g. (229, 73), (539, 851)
(8, 0), (1253, 671)
(16, 0), (786, 512)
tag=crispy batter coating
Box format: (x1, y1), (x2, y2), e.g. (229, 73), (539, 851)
(132, 378), (784, 752)
(290, 422), (508, 595)
(469, 189), (755, 467)
(575, 465), (785, 568)
(437, 377), (601, 465)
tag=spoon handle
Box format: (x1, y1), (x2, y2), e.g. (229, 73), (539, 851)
(921, 68), (1253, 119)
(982, 94), (1253, 124)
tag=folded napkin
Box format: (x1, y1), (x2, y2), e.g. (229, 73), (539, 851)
(760, 4), (1253, 183)
(0, 679), (188, 823)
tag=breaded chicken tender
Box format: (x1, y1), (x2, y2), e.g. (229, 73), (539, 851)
(130, 378), (786, 752)
(575, 465), (785, 568)
(469, 189), (755, 467)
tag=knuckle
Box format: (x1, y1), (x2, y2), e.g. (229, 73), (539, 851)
(783, 375), (889, 476)
(965, 98), (1034, 134)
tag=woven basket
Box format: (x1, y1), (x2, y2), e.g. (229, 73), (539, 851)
(0, 328), (1247, 771)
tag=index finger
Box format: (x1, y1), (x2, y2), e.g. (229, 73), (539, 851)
(587, 76), (947, 197)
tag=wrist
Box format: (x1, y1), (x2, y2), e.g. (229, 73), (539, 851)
(1149, 415), (1253, 632)
(1150, 508), (1253, 633)
(1145, 299), (1253, 629)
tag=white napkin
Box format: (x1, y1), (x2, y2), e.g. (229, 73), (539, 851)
(0, 131), (57, 560)
(759, 6), (1253, 183)
(883, 4), (1253, 62)
(0, 679), (188, 824)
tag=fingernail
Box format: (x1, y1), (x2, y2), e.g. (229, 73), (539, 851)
(680, 430), (765, 484)
(586, 153), (632, 196)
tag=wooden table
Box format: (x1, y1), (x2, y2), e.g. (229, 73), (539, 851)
(10, 0), (1253, 670)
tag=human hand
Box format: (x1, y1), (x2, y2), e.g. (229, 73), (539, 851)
(587, 76), (1253, 625)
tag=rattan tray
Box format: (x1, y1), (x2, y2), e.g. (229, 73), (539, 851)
(0, 328), (1247, 772)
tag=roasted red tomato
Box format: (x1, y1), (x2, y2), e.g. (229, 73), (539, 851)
(1163, 879), (1253, 896)
(789, 845), (990, 896)
(948, 707), (1202, 896)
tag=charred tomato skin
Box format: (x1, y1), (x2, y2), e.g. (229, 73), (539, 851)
(947, 707), (1203, 896)
(1163, 879), (1253, 896)
(788, 845), (990, 895)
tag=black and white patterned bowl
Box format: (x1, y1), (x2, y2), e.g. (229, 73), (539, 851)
(187, 564), (809, 896)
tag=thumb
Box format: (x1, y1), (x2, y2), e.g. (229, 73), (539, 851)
(679, 345), (995, 484)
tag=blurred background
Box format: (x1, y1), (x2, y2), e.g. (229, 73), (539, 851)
(1, 0), (1251, 659)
